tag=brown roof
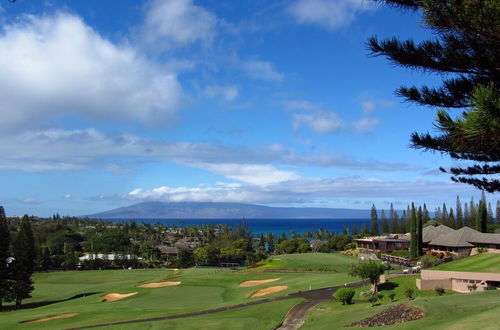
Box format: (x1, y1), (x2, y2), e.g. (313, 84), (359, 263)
(422, 224), (455, 243)
(428, 226), (485, 248)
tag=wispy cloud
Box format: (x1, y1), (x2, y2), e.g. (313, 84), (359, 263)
(242, 59), (284, 82)
(203, 85), (239, 101)
(288, 0), (376, 31)
(293, 111), (343, 135)
(141, 0), (217, 47)
(0, 12), (182, 131)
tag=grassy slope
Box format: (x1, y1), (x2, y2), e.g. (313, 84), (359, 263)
(432, 253), (500, 273)
(302, 291), (500, 330)
(1, 253), (358, 329)
(246, 253), (357, 272)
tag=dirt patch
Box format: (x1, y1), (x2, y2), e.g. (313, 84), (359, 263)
(25, 312), (78, 323)
(250, 285), (288, 297)
(348, 303), (424, 327)
(101, 292), (138, 302)
(138, 281), (181, 288)
(239, 278), (280, 287)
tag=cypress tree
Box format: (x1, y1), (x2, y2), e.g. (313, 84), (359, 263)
(487, 202), (494, 224)
(370, 204), (379, 236)
(381, 210), (389, 234)
(496, 200), (500, 224)
(463, 202), (470, 227)
(456, 196), (463, 229)
(470, 197), (477, 225)
(417, 206), (423, 255)
(390, 203), (399, 233)
(410, 203), (418, 259)
(369, 1), (500, 192)
(10, 216), (36, 309)
(476, 201), (488, 233)
(449, 208), (456, 229)
(442, 203), (449, 226)
(422, 203), (430, 224)
(0, 207), (10, 312)
(434, 207), (442, 222)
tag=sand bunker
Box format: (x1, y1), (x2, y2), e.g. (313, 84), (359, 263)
(25, 313), (78, 323)
(102, 292), (138, 302)
(250, 285), (288, 298)
(239, 278), (281, 287)
(138, 281), (181, 288)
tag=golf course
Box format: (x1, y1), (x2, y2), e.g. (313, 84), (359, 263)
(1, 253), (500, 329)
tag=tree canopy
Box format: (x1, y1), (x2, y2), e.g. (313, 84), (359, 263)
(369, 0), (499, 192)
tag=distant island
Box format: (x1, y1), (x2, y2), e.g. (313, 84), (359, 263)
(86, 201), (371, 219)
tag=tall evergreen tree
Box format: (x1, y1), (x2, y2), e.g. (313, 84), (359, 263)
(369, 0), (500, 192)
(441, 203), (449, 225)
(10, 216), (35, 309)
(422, 203), (430, 223)
(417, 206), (423, 255)
(487, 202), (494, 224)
(476, 200), (488, 233)
(449, 208), (456, 229)
(463, 202), (470, 227)
(470, 197), (477, 225)
(456, 196), (463, 228)
(409, 203), (418, 259)
(496, 200), (500, 224)
(390, 203), (399, 233)
(0, 207), (10, 312)
(381, 210), (389, 234)
(434, 207), (442, 222)
(370, 204), (379, 236)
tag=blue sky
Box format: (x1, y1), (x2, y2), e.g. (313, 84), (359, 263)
(1, 0), (497, 217)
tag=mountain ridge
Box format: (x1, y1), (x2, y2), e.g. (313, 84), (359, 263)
(86, 201), (371, 219)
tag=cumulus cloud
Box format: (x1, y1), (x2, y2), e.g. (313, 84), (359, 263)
(123, 176), (481, 205)
(0, 12), (182, 131)
(142, 0), (216, 47)
(203, 85), (239, 101)
(242, 59), (284, 82)
(288, 0), (375, 31)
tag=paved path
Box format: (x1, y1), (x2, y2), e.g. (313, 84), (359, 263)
(64, 282), (365, 330)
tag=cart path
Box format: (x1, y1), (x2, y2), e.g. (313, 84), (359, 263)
(64, 282), (365, 330)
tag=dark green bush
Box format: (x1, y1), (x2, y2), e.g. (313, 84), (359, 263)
(335, 287), (355, 305)
(435, 287), (445, 296)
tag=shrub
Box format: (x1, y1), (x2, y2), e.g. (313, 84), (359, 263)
(477, 247), (487, 254)
(388, 293), (396, 302)
(368, 295), (378, 306)
(404, 287), (415, 300)
(335, 287), (355, 305)
(419, 254), (442, 268)
(485, 286), (497, 291)
(435, 287), (445, 296)
(376, 293), (384, 303)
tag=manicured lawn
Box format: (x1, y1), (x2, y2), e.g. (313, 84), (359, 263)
(432, 253), (500, 273)
(110, 298), (304, 330)
(0, 261), (357, 329)
(246, 253), (357, 272)
(302, 290), (500, 329)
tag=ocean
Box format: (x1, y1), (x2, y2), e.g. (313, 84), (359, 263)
(116, 218), (371, 236)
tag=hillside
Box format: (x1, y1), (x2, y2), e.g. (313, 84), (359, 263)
(86, 201), (371, 219)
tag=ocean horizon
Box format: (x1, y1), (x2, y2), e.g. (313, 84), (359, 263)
(109, 218), (371, 236)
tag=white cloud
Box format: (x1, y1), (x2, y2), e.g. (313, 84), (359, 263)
(293, 111), (343, 135)
(289, 0), (375, 31)
(352, 117), (379, 133)
(142, 0), (216, 47)
(0, 12), (182, 131)
(361, 98), (395, 115)
(123, 176), (483, 205)
(242, 59), (284, 82)
(197, 163), (299, 186)
(203, 85), (239, 101)
(0, 128), (421, 173)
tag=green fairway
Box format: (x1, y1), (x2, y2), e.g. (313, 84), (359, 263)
(432, 253), (500, 273)
(0, 257), (358, 329)
(302, 290), (500, 329)
(246, 253), (357, 272)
